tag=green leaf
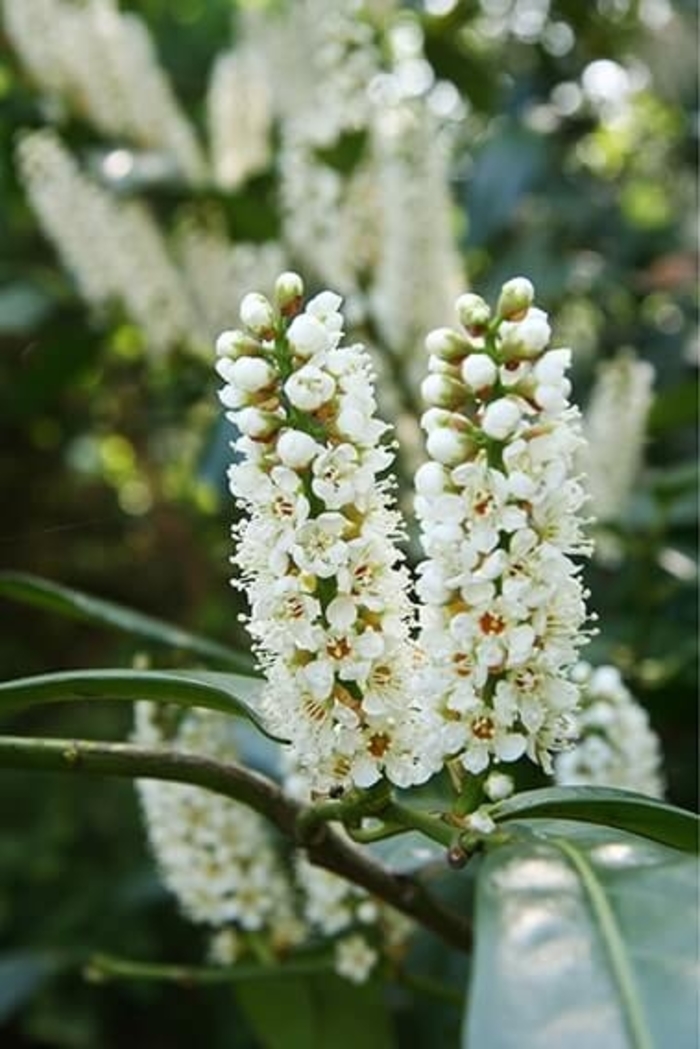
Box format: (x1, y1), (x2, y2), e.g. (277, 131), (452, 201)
(491, 786), (699, 854)
(0, 951), (64, 1021)
(0, 571), (254, 672)
(0, 282), (53, 334)
(465, 820), (699, 1049)
(367, 832), (445, 875)
(0, 668), (284, 742)
(236, 974), (395, 1049)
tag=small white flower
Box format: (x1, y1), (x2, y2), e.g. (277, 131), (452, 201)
(236, 406), (282, 439)
(421, 373), (466, 409)
(229, 355), (276, 394)
(462, 353), (498, 391)
(500, 307), (551, 359)
(497, 276), (534, 320)
(240, 292), (275, 336)
(291, 513), (348, 577)
(275, 271), (304, 311)
(426, 427), (475, 466)
(481, 397), (522, 440)
(277, 429), (322, 469)
(484, 771), (514, 801)
(287, 313), (332, 358)
(456, 292), (491, 332)
(425, 326), (470, 361)
(285, 365), (336, 411)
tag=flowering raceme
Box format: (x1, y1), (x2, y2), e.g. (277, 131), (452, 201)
(133, 705), (303, 959)
(414, 278), (593, 780)
(217, 274), (431, 793)
(554, 663), (665, 797)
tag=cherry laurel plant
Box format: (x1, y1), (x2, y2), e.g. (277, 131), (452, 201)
(124, 269), (677, 997)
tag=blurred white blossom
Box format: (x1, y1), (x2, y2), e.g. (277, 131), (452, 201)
(583, 352), (655, 562)
(555, 663), (665, 797)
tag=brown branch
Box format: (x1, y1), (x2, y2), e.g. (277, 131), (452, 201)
(0, 734), (472, 953)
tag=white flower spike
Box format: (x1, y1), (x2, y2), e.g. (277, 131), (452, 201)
(415, 277), (594, 782)
(219, 274), (431, 794)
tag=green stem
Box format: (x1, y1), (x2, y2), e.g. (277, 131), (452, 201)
(383, 800), (454, 848)
(86, 953), (333, 986)
(295, 781), (392, 843)
(347, 821), (406, 844)
(454, 771), (487, 818)
(0, 734), (472, 952)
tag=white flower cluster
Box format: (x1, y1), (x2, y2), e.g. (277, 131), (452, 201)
(17, 130), (199, 353)
(583, 352), (655, 562)
(4, 0), (206, 182)
(134, 704), (304, 954)
(554, 663), (665, 797)
(259, 0), (383, 149)
(219, 275), (432, 792)
(295, 856), (412, 984)
(176, 207), (286, 344)
(206, 44), (273, 191)
(17, 131), (288, 356)
(283, 755), (412, 984)
(415, 278), (593, 778)
(270, 0), (462, 331)
(370, 101), (463, 368)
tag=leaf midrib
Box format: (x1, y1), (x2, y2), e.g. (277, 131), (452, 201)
(552, 837), (653, 1049)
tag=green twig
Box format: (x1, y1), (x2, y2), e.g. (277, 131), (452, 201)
(383, 800), (454, 848)
(86, 952), (333, 986)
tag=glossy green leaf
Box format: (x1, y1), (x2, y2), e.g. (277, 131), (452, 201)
(0, 951), (64, 1021)
(0, 571), (255, 672)
(236, 973), (395, 1049)
(491, 786), (699, 854)
(465, 820), (699, 1049)
(367, 831), (445, 875)
(0, 668), (284, 741)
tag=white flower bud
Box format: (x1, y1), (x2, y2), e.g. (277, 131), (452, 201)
(287, 314), (331, 359)
(240, 293), (275, 337)
(427, 355), (461, 376)
(467, 809), (496, 835)
(236, 406), (281, 439)
(307, 290), (343, 324)
(420, 407), (456, 433)
(484, 771), (515, 802)
(229, 356), (276, 394)
(497, 277), (534, 321)
(535, 383), (571, 413)
(462, 353), (498, 391)
(425, 326), (470, 362)
(456, 293), (491, 334)
(277, 429), (321, 469)
(534, 348), (571, 384)
(285, 365), (335, 411)
(215, 328), (260, 359)
(420, 373), (467, 410)
(481, 397), (522, 440)
(415, 461), (451, 496)
(426, 427), (476, 465)
(274, 271), (304, 314)
(499, 307), (551, 360)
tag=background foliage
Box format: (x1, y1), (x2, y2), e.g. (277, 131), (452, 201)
(0, 0), (696, 1045)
